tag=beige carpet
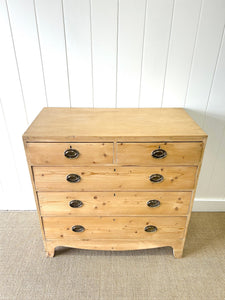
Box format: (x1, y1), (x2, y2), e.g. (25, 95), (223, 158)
(0, 212), (224, 300)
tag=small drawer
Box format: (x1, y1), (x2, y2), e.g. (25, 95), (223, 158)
(38, 191), (191, 216)
(43, 216), (187, 240)
(33, 166), (197, 191)
(26, 143), (113, 165)
(117, 142), (203, 165)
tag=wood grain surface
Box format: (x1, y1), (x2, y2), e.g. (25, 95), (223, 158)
(38, 191), (191, 216)
(27, 142), (113, 165)
(23, 108), (207, 142)
(117, 142), (203, 165)
(43, 216), (187, 240)
(33, 166), (197, 191)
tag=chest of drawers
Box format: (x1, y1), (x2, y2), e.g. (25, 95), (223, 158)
(23, 108), (207, 258)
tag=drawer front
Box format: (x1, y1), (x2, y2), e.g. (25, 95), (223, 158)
(43, 216), (187, 240)
(27, 143), (113, 165)
(34, 166), (197, 191)
(38, 191), (191, 216)
(117, 142), (202, 165)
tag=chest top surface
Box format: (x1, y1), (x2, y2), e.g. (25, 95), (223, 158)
(23, 108), (207, 142)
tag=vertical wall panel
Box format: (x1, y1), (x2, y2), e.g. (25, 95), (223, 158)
(117, 0), (146, 107)
(207, 129), (225, 200)
(34, 0), (70, 106)
(185, 0), (225, 127)
(0, 0), (34, 209)
(0, 100), (20, 209)
(162, 0), (202, 107)
(196, 33), (225, 200)
(7, 0), (47, 124)
(140, 0), (174, 107)
(63, 0), (93, 107)
(91, 0), (117, 107)
(0, 0), (225, 209)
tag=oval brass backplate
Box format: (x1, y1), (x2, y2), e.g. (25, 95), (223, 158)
(64, 148), (80, 159)
(144, 225), (157, 233)
(149, 174), (164, 183)
(72, 225), (85, 232)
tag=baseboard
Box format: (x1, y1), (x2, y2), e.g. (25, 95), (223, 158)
(192, 199), (225, 212)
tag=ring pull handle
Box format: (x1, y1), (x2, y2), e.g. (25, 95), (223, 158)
(151, 148), (167, 159)
(72, 225), (85, 232)
(64, 148), (80, 159)
(149, 174), (164, 183)
(69, 200), (83, 208)
(66, 174), (81, 183)
(145, 225), (157, 233)
(147, 200), (160, 208)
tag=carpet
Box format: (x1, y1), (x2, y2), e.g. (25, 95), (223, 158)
(0, 212), (224, 300)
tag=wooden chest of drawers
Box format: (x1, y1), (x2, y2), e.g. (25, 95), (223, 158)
(23, 108), (207, 258)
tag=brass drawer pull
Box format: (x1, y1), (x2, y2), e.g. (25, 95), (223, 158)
(64, 148), (80, 159)
(72, 225), (85, 232)
(145, 225), (157, 233)
(149, 174), (164, 183)
(66, 174), (81, 183)
(151, 148), (167, 159)
(147, 199), (160, 208)
(69, 200), (83, 208)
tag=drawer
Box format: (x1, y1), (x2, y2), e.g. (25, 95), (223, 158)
(38, 191), (191, 216)
(43, 216), (187, 240)
(117, 142), (203, 165)
(33, 166), (197, 191)
(27, 142), (113, 165)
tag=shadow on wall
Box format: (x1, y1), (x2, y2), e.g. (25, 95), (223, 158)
(185, 108), (225, 200)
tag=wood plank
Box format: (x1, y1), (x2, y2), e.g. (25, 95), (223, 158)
(7, 0), (47, 124)
(26, 142), (113, 165)
(196, 34), (225, 199)
(0, 0), (34, 208)
(43, 216), (187, 240)
(63, 0), (93, 107)
(33, 166), (197, 191)
(91, 0), (117, 107)
(185, 0), (225, 127)
(140, 0), (174, 106)
(34, 0), (70, 106)
(117, 0), (146, 107)
(23, 108), (207, 141)
(117, 142), (202, 165)
(0, 100), (20, 209)
(162, 0), (202, 107)
(38, 191), (191, 216)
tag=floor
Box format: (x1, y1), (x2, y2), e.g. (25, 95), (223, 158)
(0, 212), (224, 300)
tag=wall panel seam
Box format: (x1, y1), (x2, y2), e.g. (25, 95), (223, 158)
(5, 0), (29, 124)
(160, 0), (176, 107)
(202, 23), (225, 128)
(61, 0), (71, 107)
(184, 0), (204, 108)
(138, 0), (148, 108)
(89, 0), (94, 108)
(33, 0), (48, 107)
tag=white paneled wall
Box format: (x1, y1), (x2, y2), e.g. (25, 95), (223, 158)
(0, 0), (225, 210)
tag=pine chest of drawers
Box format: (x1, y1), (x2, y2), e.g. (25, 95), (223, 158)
(23, 108), (207, 258)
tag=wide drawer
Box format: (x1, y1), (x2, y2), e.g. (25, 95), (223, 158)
(43, 216), (187, 240)
(38, 191), (191, 216)
(26, 143), (113, 165)
(117, 142), (202, 165)
(33, 166), (197, 191)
